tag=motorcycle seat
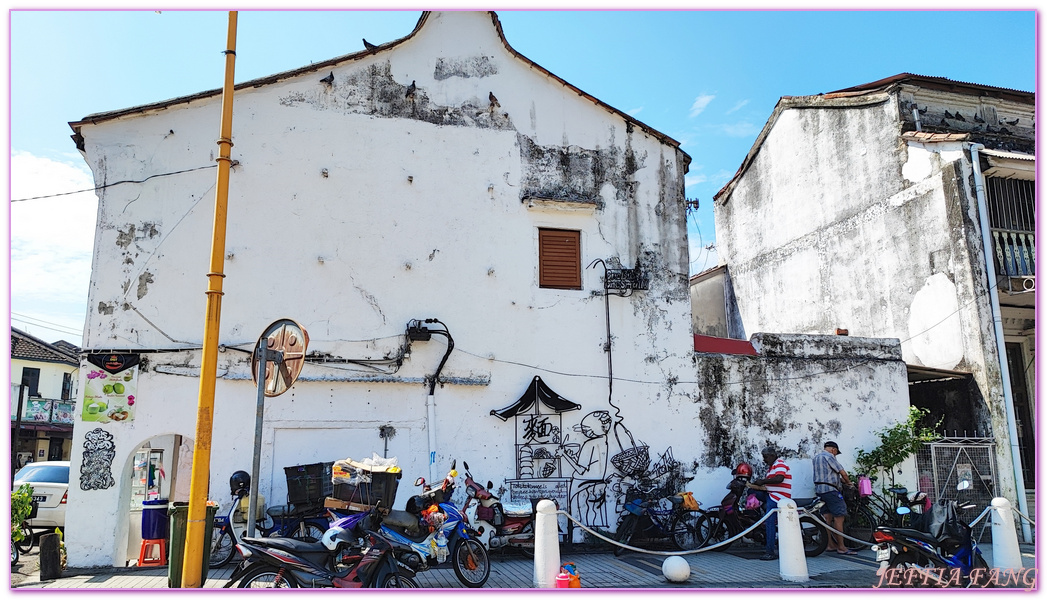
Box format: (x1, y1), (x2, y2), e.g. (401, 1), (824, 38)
(883, 527), (939, 546)
(502, 501), (534, 517)
(383, 509), (423, 536)
(241, 535), (327, 554)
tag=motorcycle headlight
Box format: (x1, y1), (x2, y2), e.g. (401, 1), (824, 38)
(467, 486), (476, 498)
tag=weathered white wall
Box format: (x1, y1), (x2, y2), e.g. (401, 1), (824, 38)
(66, 11), (911, 566)
(713, 92), (1027, 514)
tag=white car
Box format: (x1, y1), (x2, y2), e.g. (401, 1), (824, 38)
(13, 461), (69, 531)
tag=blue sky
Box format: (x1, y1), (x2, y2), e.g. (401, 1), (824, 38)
(6, 8), (1038, 345)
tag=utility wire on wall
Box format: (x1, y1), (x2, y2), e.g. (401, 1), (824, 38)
(10, 164), (217, 202)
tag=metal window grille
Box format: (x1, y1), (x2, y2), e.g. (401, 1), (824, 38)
(915, 437), (1000, 542)
(985, 177), (1036, 277)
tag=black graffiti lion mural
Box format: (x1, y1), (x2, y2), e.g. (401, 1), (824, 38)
(80, 428), (117, 490)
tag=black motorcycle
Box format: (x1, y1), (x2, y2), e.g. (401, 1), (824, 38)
(223, 507), (417, 589)
(696, 474), (828, 557)
(871, 480), (990, 588)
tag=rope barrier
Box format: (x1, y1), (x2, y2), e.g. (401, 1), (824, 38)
(806, 516), (876, 547)
(553, 508), (778, 556)
(1013, 508), (1036, 527)
(968, 506), (993, 528)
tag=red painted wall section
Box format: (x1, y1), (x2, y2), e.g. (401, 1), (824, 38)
(693, 334), (758, 356)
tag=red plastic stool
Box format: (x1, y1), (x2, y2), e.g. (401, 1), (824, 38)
(138, 538), (167, 567)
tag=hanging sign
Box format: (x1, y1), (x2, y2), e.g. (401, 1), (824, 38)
(82, 353), (140, 423)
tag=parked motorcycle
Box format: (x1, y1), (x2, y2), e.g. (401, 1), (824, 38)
(223, 507), (417, 588)
(696, 464), (828, 557)
(376, 461), (491, 587)
(871, 480), (990, 588)
(460, 461), (539, 557)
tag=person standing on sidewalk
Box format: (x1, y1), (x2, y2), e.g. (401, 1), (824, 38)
(750, 446), (791, 561)
(813, 441), (855, 554)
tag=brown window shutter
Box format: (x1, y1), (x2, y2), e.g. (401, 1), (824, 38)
(539, 228), (581, 289)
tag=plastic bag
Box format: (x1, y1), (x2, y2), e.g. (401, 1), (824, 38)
(745, 493), (762, 511)
(858, 475), (873, 497)
(678, 491), (700, 511)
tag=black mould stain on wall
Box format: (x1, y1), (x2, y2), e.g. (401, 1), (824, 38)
(516, 134), (646, 208)
(279, 61), (513, 130)
(434, 56), (498, 80)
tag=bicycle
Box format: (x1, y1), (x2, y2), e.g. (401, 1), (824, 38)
(812, 482), (878, 551)
(15, 500), (39, 554)
(612, 485), (704, 556)
(209, 489), (330, 568)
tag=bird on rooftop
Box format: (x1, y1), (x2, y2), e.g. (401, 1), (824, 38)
(363, 38), (377, 50)
(406, 80), (417, 99)
(1005, 118), (1020, 126)
(489, 92), (500, 108)
(952, 112), (965, 122)
(973, 114), (985, 123)
(320, 72), (334, 86)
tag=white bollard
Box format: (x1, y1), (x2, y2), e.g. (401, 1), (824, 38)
(775, 499), (809, 583)
(533, 499), (560, 588)
(990, 497), (1023, 569)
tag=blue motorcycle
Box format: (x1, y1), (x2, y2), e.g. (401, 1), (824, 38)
(374, 461), (491, 587)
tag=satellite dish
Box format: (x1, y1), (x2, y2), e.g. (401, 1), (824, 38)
(251, 319), (309, 397)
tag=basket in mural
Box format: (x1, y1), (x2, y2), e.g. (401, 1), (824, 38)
(610, 424), (649, 477)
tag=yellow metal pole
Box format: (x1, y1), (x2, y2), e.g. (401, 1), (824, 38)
(181, 11), (237, 588)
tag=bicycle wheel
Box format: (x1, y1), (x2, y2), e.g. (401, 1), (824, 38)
(380, 572), (419, 588)
(209, 527), (236, 568)
(670, 511), (702, 551)
(696, 514), (732, 551)
(293, 522), (326, 543)
(15, 524), (33, 554)
(843, 506), (878, 550)
(799, 515), (829, 557)
(613, 515), (637, 556)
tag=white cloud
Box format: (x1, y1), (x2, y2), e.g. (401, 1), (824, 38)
(688, 94), (715, 118)
(721, 121), (761, 137)
(726, 99), (750, 114)
(684, 174), (708, 188)
(10, 152), (98, 345)
(626, 107), (644, 116)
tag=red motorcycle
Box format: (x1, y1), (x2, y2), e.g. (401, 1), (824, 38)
(460, 461), (542, 557)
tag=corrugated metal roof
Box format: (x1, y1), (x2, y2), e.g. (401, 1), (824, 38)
(980, 148), (1035, 161)
(828, 73), (1033, 100)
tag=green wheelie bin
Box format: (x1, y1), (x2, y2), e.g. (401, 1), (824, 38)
(167, 502), (218, 588)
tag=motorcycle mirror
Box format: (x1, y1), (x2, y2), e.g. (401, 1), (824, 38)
(415, 477), (425, 487)
(487, 481), (493, 490)
(463, 461), (470, 471)
(451, 459), (457, 470)
(957, 480), (972, 491)
(896, 506), (911, 515)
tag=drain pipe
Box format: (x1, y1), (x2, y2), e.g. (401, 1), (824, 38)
(968, 143), (1031, 542)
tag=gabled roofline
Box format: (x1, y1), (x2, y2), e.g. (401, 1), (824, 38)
(713, 91), (891, 203)
(713, 73), (1034, 204)
(69, 11), (690, 167)
(11, 327), (80, 365)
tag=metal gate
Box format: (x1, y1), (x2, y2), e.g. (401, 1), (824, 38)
(915, 437), (998, 541)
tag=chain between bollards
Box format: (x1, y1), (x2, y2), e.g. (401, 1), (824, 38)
(554, 508), (779, 556)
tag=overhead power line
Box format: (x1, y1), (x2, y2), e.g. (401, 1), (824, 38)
(11, 164), (217, 202)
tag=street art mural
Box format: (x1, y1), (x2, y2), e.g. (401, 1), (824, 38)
(80, 428), (117, 491)
(491, 376), (691, 535)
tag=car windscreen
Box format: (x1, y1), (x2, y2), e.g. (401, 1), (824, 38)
(14, 464), (69, 484)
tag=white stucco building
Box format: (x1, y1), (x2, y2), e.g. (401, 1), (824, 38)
(64, 12), (912, 567)
(711, 74), (1035, 532)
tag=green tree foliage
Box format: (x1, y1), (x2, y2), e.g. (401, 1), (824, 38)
(854, 407), (940, 486)
(11, 483), (34, 542)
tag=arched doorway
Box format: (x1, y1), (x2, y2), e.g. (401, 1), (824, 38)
(119, 433), (194, 566)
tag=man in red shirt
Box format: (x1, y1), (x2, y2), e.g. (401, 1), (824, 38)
(750, 446), (791, 560)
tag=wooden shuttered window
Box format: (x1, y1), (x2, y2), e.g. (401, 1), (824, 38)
(538, 228), (581, 289)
